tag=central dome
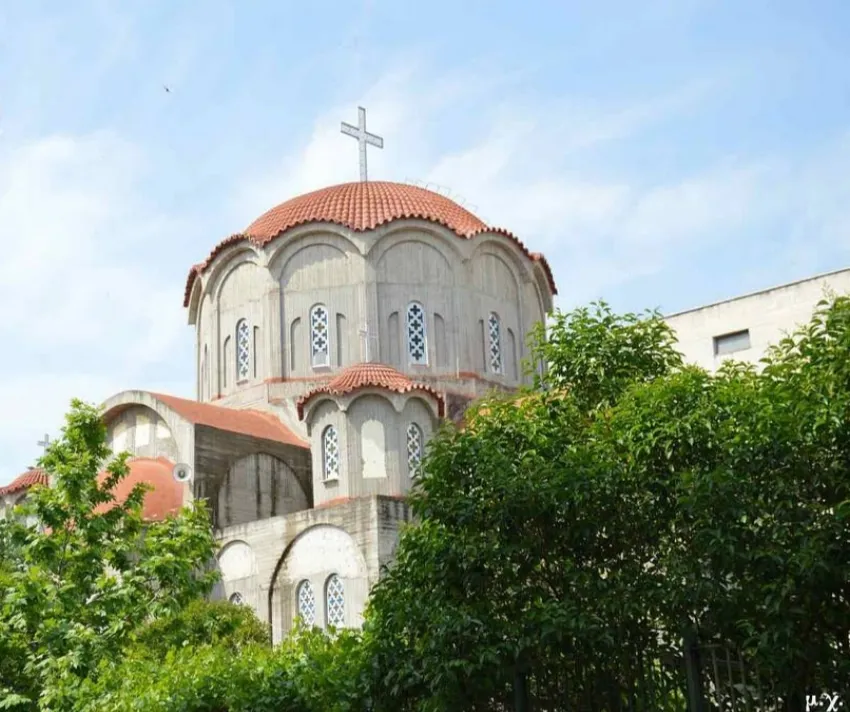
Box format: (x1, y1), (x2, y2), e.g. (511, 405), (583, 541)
(244, 181), (489, 242)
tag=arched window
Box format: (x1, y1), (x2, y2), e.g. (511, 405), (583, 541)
(223, 336), (232, 388)
(325, 574), (345, 628)
(229, 592), (244, 605)
(406, 423), (423, 478)
(406, 302), (428, 365)
(322, 425), (340, 480)
(488, 312), (502, 374)
(296, 580), (316, 626)
(310, 305), (330, 368)
(236, 319), (250, 381)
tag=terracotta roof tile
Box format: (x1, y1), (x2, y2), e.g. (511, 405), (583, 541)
(0, 468), (49, 497)
(296, 362), (444, 419)
(150, 393), (308, 449)
(96, 457), (184, 522)
(183, 181), (557, 306)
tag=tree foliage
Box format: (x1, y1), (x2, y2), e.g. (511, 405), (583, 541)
(0, 400), (218, 711)
(365, 299), (850, 709)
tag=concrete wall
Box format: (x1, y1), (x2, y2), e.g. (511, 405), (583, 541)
(105, 404), (180, 462)
(191, 221), (552, 406)
(666, 268), (850, 372)
(304, 392), (437, 507)
(214, 494), (411, 643)
(217, 453), (309, 528)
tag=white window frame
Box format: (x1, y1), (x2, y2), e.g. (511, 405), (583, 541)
(406, 422), (423, 478)
(406, 301), (428, 365)
(488, 312), (503, 374)
(325, 573), (345, 628)
(236, 318), (251, 382)
(310, 304), (331, 369)
(296, 579), (316, 627)
(322, 425), (340, 481)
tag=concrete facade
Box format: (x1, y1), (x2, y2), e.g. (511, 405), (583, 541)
(665, 267), (850, 371)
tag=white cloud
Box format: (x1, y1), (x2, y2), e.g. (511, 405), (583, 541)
(0, 131), (188, 484)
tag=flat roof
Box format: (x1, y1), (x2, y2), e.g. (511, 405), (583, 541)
(664, 265), (850, 319)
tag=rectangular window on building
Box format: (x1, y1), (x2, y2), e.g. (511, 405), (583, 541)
(713, 329), (751, 356)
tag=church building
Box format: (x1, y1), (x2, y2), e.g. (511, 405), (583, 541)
(0, 108), (557, 641)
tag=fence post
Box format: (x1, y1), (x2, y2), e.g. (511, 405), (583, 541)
(683, 630), (706, 712)
(514, 668), (530, 712)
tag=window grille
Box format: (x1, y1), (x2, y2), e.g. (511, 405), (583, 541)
(406, 423), (423, 477)
(322, 426), (340, 480)
(488, 312), (502, 373)
(236, 319), (250, 380)
(325, 574), (345, 627)
(311, 305), (330, 367)
(296, 580), (316, 626)
(406, 302), (428, 364)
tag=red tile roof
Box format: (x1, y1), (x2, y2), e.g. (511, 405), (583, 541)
(96, 457), (185, 521)
(296, 362), (444, 419)
(0, 468), (49, 497)
(151, 393), (308, 449)
(183, 181), (557, 306)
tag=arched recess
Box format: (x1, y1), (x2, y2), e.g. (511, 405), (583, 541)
(375, 235), (456, 374)
(104, 404), (179, 463)
(268, 524), (369, 642)
(217, 453), (308, 529)
(218, 539), (258, 581)
(215, 539), (259, 609)
(277, 236), (359, 378)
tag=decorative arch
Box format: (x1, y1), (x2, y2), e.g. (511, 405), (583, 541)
(217, 453), (309, 528)
(468, 234), (537, 287)
(267, 524), (369, 640)
(207, 246), (264, 304)
(374, 236), (455, 286)
(368, 222), (465, 270)
(217, 539), (258, 581)
(268, 230), (359, 284)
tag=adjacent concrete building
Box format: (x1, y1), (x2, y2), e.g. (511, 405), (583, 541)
(665, 267), (850, 372)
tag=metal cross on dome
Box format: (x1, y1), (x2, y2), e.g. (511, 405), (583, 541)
(37, 434), (50, 455)
(340, 106), (383, 182)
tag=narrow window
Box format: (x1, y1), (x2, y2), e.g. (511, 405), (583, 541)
(434, 313), (447, 368)
(290, 317), (302, 372)
(478, 319), (486, 372)
(388, 311), (400, 366)
(507, 328), (518, 381)
(406, 423), (423, 478)
(714, 329), (751, 356)
(325, 574), (345, 628)
(322, 425), (340, 480)
(296, 580), (316, 626)
(488, 312), (502, 373)
(253, 326), (260, 378)
(229, 592), (244, 605)
(200, 345), (208, 400)
(336, 313), (347, 366)
(311, 305), (330, 368)
(236, 319), (250, 381)
(223, 336), (232, 388)
(407, 301), (428, 365)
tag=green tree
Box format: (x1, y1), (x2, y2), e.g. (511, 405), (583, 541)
(75, 625), (369, 712)
(0, 400), (218, 711)
(365, 299), (850, 709)
(365, 303), (685, 711)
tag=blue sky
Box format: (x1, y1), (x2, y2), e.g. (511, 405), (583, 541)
(1, 0), (849, 484)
